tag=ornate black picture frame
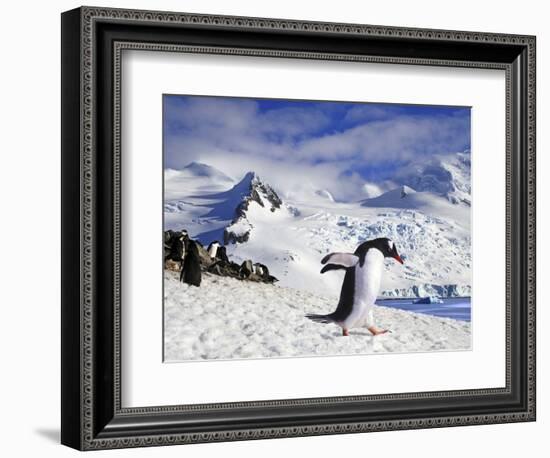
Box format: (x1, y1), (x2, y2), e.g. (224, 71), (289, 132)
(61, 6), (536, 450)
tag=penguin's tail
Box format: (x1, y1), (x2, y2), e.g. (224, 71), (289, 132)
(305, 313), (335, 324)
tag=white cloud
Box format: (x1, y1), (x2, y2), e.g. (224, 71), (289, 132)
(296, 115), (470, 163)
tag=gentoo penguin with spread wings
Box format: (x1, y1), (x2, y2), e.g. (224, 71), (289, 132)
(306, 238), (404, 336)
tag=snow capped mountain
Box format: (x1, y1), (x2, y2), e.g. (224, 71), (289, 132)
(164, 160), (471, 298)
(224, 172), (283, 244)
(359, 185), (469, 222)
(394, 151), (471, 206)
(164, 166), (286, 246)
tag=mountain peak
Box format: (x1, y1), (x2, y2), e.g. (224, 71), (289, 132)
(230, 172), (281, 208)
(224, 172), (283, 244)
(235, 171), (260, 187)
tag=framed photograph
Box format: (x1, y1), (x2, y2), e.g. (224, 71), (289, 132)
(61, 6), (536, 450)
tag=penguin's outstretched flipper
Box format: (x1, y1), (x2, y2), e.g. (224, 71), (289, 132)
(320, 264), (346, 274)
(320, 252), (359, 274)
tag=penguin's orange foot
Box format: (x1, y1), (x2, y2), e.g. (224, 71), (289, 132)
(342, 329), (350, 337)
(367, 326), (390, 336)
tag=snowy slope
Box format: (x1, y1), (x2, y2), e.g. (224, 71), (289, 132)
(164, 161), (234, 200)
(164, 271), (471, 361)
(164, 162), (239, 243)
(164, 161), (471, 298)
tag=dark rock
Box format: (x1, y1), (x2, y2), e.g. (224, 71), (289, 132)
(207, 260), (241, 279)
(224, 228), (250, 245)
(165, 259), (180, 272)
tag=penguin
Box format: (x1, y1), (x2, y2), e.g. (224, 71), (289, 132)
(180, 240), (202, 286)
(252, 263), (278, 283)
(166, 230), (188, 263)
(207, 241), (220, 259)
(217, 246), (229, 263)
(306, 237), (404, 336)
(239, 260), (254, 279)
(253, 262), (268, 278)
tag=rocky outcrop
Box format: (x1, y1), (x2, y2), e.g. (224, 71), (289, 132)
(234, 172), (282, 216)
(164, 229), (277, 285)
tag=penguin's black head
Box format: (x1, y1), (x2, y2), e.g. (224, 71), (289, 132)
(374, 238), (404, 264)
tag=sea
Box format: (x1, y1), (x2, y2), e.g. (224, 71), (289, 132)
(377, 297), (471, 322)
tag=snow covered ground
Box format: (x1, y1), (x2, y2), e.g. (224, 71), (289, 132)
(164, 271), (471, 362)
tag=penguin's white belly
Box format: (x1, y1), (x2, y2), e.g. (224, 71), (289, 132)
(343, 249), (384, 329)
(208, 244), (218, 258)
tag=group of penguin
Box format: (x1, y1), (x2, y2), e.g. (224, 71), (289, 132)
(164, 230), (278, 288)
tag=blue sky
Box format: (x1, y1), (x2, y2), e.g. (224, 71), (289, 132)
(164, 94), (470, 201)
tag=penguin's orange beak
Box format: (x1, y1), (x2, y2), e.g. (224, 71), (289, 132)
(393, 254), (404, 264)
